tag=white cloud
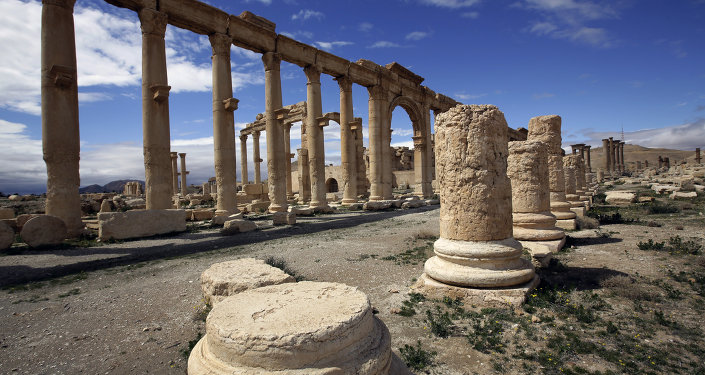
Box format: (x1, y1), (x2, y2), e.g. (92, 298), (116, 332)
(78, 92), (113, 102)
(291, 10), (324, 21)
(245, 0), (272, 4)
(461, 11), (479, 18)
(313, 41), (354, 51)
(393, 128), (415, 137)
(369, 41), (401, 48)
(455, 92), (487, 100)
(655, 39), (688, 59)
(405, 31), (430, 41)
(280, 30), (314, 40)
(358, 22), (374, 32)
(0, 0), (263, 116)
(419, 0), (480, 8)
(529, 21), (558, 35)
(0, 119), (45, 193)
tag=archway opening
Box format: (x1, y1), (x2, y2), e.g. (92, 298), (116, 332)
(326, 178), (339, 192)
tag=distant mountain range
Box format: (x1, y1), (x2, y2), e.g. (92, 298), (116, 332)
(79, 180), (144, 194)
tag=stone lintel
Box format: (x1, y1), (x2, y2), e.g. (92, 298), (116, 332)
(317, 116), (329, 127)
(150, 84), (171, 102)
(223, 97), (239, 111)
(274, 107), (290, 120)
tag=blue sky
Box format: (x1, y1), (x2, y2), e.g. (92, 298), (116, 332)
(1, 0), (704, 194)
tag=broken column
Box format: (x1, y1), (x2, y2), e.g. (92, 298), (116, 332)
(564, 154), (586, 216)
(507, 140), (565, 254)
(602, 139), (611, 174)
(585, 145), (592, 172)
(170, 152), (178, 195)
(252, 131), (262, 184)
(41, 0), (82, 237)
(297, 147), (311, 203)
(139, 8), (172, 210)
(179, 153), (188, 195)
(528, 115), (577, 230)
(416, 105), (537, 307)
(188, 282), (399, 374)
(239, 134), (248, 185)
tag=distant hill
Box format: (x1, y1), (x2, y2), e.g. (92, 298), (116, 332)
(589, 144), (699, 170)
(79, 180), (144, 194)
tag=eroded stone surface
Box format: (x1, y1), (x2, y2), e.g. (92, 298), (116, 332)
(0, 220), (14, 250)
(188, 281), (396, 374)
(605, 191), (636, 205)
(220, 219), (257, 235)
(0, 207), (15, 220)
(98, 209), (186, 241)
(200, 258), (295, 305)
(20, 215), (67, 248)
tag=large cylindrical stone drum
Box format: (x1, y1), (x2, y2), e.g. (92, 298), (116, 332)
(188, 282), (395, 374)
(563, 156), (577, 195)
(434, 104), (512, 242)
(507, 141), (550, 214)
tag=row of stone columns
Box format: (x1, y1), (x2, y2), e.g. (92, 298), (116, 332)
(570, 143), (592, 172)
(602, 137), (625, 173)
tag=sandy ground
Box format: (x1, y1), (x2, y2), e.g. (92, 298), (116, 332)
(0, 197), (703, 374)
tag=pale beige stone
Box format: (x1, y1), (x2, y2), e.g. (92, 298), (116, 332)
(200, 258), (295, 305)
(8, 195), (21, 202)
(20, 215), (67, 248)
(191, 210), (216, 221)
(272, 211), (296, 225)
(0, 221), (15, 250)
(220, 219), (257, 235)
(211, 212), (244, 226)
(98, 209), (186, 241)
(604, 191), (636, 205)
(421, 104), (535, 296)
(99, 199), (111, 213)
(401, 199), (426, 209)
(0, 207), (15, 220)
(363, 201), (392, 211)
(671, 191), (697, 199)
(563, 155), (585, 208)
(188, 282), (396, 374)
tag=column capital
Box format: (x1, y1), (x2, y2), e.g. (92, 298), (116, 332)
(239, 134), (248, 142)
(138, 9), (168, 37)
(42, 0), (75, 10)
(170, 152), (178, 158)
(262, 52), (281, 72)
(209, 33), (232, 56)
(335, 75), (353, 92)
(179, 153), (186, 157)
(252, 130), (261, 139)
(412, 135), (426, 149)
(304, 64), (322, 84)
(223, 97), (239, 112)
(367, 84), (388, 101)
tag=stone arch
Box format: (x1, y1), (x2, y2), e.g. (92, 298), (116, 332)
(326, 178), (339, 193)
(388, 96), (424, 136)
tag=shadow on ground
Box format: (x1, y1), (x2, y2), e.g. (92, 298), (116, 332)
(0, 205), (438, 288)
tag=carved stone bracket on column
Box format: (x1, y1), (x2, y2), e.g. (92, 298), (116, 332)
(209, 33), (232, 56)
(274, 107), (290, 120)
(223, 97), (239, 111)
(288, 153), (295, 159)
(255, 158), (263, 163)
(262, 52), (281, 72)
(349, 119), (362, 131)
(49, 65), (76, 88)
(412, 135), (426, 149)
(150, 84), (171, 102)
(317, 116), (330, 128)
(138, 8), (167, 37)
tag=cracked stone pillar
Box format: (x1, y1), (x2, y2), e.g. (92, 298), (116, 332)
(170, 152), (178, 195)
(297, 147), (311, 203)
(564, 155), (586, 216)
(585, 145), (592, 172)
(252, 131), (262, 184)
(367, 85), (387, 201)
(383, 129), (393, 200)
(620, 142), (625, 172)
(41, 0), (82, 236)
(139, 8), (172, 210)
(179, 153), (188, 195)
(337, 76), (357, 204)
(575, 155), (591, 207)
(304, 64), (329, 210)
(262, 52), (287, 212)
(413, 135), (427, 197)
(284, 123), (294, 199)
(602, 139), (611, 173)
(209, 33), (238, 215)
(354, 121), (367, 197)
(508, 140), (565, 254)
(528, 115), (577, 230)
(416, 105), (537, 307)
(609, 137), (617, 174)
(239, 134), (248, 185)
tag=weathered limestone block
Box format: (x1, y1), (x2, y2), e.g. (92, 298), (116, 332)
(200, 258), (295, 305)
(507, 140), (565, 251)
(8, 195), (21, 202)
(189, 199), (202, 207)
(125, 198), (146, 209)
(246, 201), (270, 213)
(98, 209), (186, 241)
(0, 221), (15, 250)
(604, 191), (636, 205)
(15, 214), (41, 232)
(20, 215), (67, 248)
(363, 201), (392, 211)
(188, 282), (402, 374)
(211, 212), (244, 226)
(416, 105), (537, 307)
(651, 184), (680, 194)
(288, 206), (314, 216)
(671, 191), (697, 199)
(220, 219), (257, 235)
(272, 211), (296, 225)
(99, 199), (111, 213)
(563, 155), (585, 209)
(401, 199), (426, 209)
(0, 207), (15, 220)
(191, 210), (215, 221)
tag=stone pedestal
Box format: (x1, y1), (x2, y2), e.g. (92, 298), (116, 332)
(507, 140), (565, 254)
(415, 105), (537, 308)
(41, 0), (83, 237)
(188, 282), (401, 374)
(527, 115), (576, 230)
(200, 258), (295, 306)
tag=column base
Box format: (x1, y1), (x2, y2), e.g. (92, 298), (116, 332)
(267, 203), (287, 213)
(519, 236), (566, 254)
(413, 273), (540, 308)
(369, 195), (383, 201)
(341, 198), (358, 205)
(570, 206), (586, 217)
(215, 209), (239, 217)
(555, 218), (577, 230)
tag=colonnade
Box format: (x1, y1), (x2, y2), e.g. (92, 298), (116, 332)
(602, 137), (625, 173)
(570, 143), (592, 172)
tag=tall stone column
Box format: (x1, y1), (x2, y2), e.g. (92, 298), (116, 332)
(382, 126), (393, 200)
(139, 8), (172, 210)
(367, 85), (387, 201)
(353, 120), (367, 197)
(696, 148), (702, 164)
(41, 0), (82, 236)
(304, 64), (328, 210)
(610, 137), (617, 173)
(336, 76), (357, 204)
(262, 52), (287, 212)
(619, 142), (625, 172)
(252, 131), (262, 184)
(297, 147), (311, 203)
(507, 140), (565, 253)
(420, 104), (434, 198)
(586, 145), (592, 172)
(412, 135), (426, 197)
(209, 33), (238, 215)
(179, 153), (188, 195)
(239, 134), (248, 185)
(284, 123), (294, 199)
(416, 105), (537, 306)
(602, 139), (611, 173)
(170, 152), (178, 195)
(564, 155), (585, 216)
(528, 115), (577, 230)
